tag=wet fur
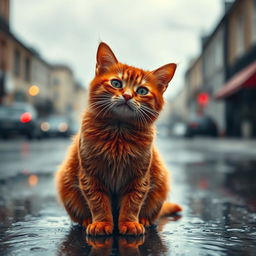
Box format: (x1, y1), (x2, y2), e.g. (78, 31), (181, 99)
(56, 42), (182, 236)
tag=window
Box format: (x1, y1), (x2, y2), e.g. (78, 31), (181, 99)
(235, 11), (245, 58)
(0, 0), (9, 23)
(0, 1), (5, 18)
(252, 0), (256, 44)
(0, 41), (7, 70)
(14, 49), (20, 76)
(24, 57), (31, 81)
(0, 2), (3, 16)
(214, 30), (223, 69)
(53, 77), (60, 86)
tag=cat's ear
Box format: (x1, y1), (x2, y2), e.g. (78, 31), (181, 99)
(152, 63), (177, 92)
(96, 42), (118, 75)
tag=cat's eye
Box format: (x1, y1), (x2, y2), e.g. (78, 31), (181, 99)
(111, 79), (123, 88)
(136, 87), (149, 95)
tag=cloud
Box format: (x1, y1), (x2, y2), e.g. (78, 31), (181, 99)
(12, 0), (222, 98)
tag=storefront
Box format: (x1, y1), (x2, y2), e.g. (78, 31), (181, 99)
(215, 61), (256, 137)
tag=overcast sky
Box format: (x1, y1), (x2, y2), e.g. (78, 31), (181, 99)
(11, 0), (223, 99)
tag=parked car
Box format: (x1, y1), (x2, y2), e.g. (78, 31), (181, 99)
(39, 115), (71, 137)
(0, 103), (40, 139)
(185, 114), (218, 138)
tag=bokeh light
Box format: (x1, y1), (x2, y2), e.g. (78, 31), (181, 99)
(41, 122), (50, 132)
(28, 85), (40, 96)
(20, 112), (32, 123)
(28, 175), (39, 187)
(58, 122), (68, 132)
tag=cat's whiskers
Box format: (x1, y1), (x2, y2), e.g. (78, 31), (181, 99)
(94, 98), (127, 119)
(141, 107), (158, 121)
(90, 100), (109, 105)
(126, 101), (148, 128)
(141, 104), (159, 116)
(131, 104), (141, 127)
(135, 111), (144, 128)
(139, 107), (155, 123)
(140, 110), (149, 124)
(104, 102), (117, 117)
(89, 102), (108, 112)
(136, 107), (148, 127)
(91, 96), (111, 101)
(94, 102), (113, 119)
(90, 93), (112, 102)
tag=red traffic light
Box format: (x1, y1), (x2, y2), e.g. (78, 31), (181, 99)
(197, 93), (209, 106)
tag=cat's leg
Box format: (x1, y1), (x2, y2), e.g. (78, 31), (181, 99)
(56, 167), (92, 227)
(62, 190), (92, 227)
(140, 199), (182, 228)
(138, 157), (169, 228)
(56, 136), (92, 227)
(139, 163), (182, 227)
(79, 174), (113, 235)
(118, 177), (149, 235)
(139, 189), (166, 228)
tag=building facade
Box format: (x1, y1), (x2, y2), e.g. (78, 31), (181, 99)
(184, 0), (256, 137)
(50, 65), (76, 116)
(50, 66), (87, 123)
(0, 0), (10, 103)
(202, 24), (226, 133)
(185, 56), (203, 115)
(72, 82), (87, 124)
(0, 0), (87, 119)
(217, 0), (256, 137)
(0, 0), (52, 112)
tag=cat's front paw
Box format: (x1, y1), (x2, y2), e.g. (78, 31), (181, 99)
(86, 222), (113, 236)
(119, 221), (145, 235)
(139, 217), (150, 228)
(82, 218), (92, 228)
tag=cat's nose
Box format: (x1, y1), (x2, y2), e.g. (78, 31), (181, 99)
(122, 92), (133, 101)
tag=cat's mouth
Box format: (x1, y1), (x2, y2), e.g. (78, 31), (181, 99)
(116, 102), (134, 111)
(112, 102), (135, 118)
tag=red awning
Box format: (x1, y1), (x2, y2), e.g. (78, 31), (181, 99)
(215, 61), (256, 100)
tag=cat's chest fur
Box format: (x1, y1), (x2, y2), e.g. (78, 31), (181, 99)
(80, 123), (153, 192)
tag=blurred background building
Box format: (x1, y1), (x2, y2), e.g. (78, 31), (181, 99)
(0, 0), (87, 121)
(1, 0), (255, 139)
(170, 0), (256, 138)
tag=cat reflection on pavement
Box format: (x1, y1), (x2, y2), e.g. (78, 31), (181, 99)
(58, 215), (181, 256)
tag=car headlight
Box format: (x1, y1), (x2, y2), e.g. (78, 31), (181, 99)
(41, 122), (50, 132)
(58, 122), (68, 132)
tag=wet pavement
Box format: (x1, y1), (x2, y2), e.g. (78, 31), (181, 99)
(0, 137), (256, 256)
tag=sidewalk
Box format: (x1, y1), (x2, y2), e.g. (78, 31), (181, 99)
(164, 137), (256, 157)
(191, 138), (256, 156)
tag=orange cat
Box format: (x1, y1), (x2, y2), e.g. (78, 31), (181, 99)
(56, 42), (182, 236)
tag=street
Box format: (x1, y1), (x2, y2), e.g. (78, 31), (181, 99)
(0, 137), (256, 256)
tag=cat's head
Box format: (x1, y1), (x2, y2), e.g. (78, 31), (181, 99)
(89, 42), (176, 126)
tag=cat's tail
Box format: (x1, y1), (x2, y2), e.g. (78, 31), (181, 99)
(158, 202), (183, 217)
